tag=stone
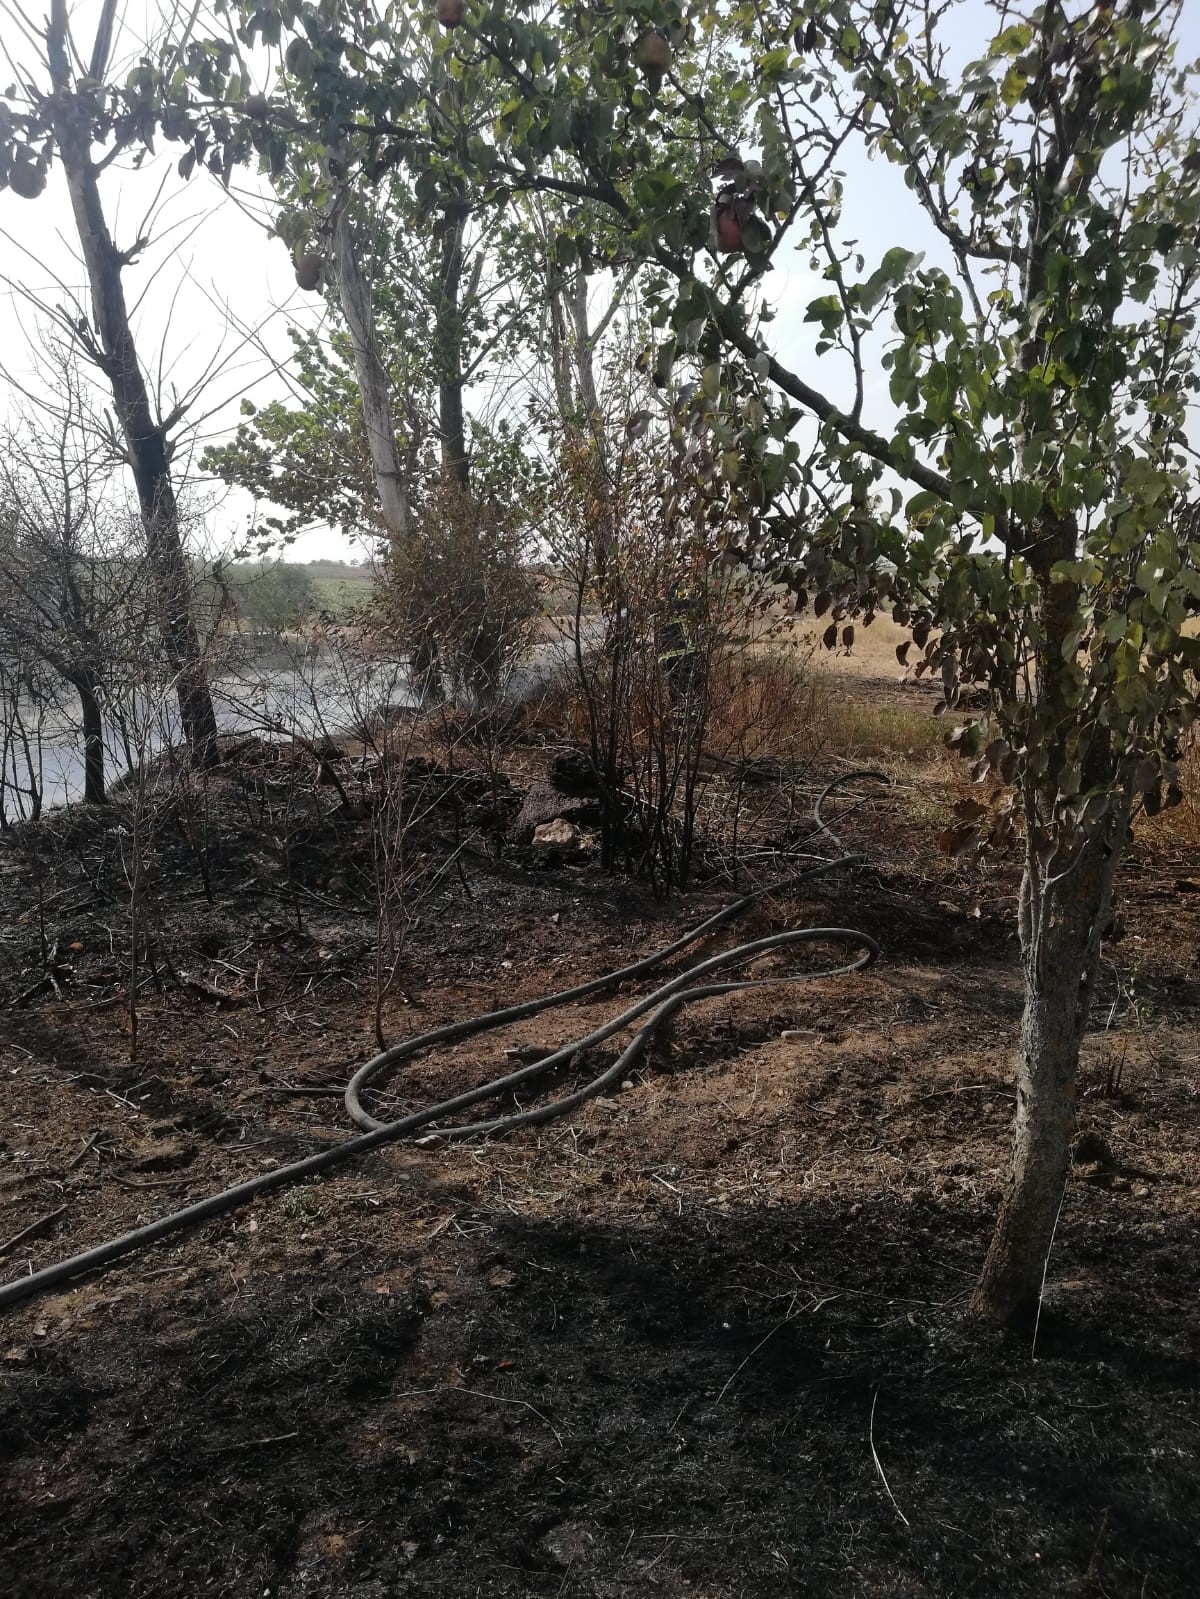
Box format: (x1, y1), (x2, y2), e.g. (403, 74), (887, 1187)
(532, 818), (582, 849)
(1072, 1130), (1112, 1167)
(511, 778), (600, 840)
(550, 749), (605, 794)
(130, 1132), (196, 1171)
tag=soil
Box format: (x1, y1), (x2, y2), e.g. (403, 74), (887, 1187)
(1, 670), (1198, 1599)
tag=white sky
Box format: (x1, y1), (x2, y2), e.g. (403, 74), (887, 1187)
(2, 1), (1198, 562)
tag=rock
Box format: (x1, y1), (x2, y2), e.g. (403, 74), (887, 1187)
(550, 749), (604, 795)
(533, 818), (582, 849)
(511, 778), (601, 840)
(1073, 1130), (1112, 1167)
(130, 1133), (196, 1171)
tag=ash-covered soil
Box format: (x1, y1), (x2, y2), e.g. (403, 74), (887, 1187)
(1, 734), (1197, 1598)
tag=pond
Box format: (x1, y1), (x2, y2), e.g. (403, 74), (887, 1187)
(0, 631), (583, 819)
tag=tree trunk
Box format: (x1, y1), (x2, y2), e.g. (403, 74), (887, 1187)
(329, 185), (413, 540)
(550, 267), (617, 576)
(545, 263), (577, 426)
(971, 794), (1129, 1327)
(567, 270), (602, 430)
(326, 178), (443, 696)
(73, 671), (106, 805)
(436, 205), (470, 488)
(567, 270), (616, 575)
(47, 0), (218, 769)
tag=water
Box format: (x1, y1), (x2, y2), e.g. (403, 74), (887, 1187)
(0, 632), (583, 818)
(0, 650), (412, 819)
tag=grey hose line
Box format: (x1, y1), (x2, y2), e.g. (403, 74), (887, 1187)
(345, 856), (870, 1131)
(0, 772), (888, 1314)
(385, 930), (879, 1144)
(345, 770), (889, 1131)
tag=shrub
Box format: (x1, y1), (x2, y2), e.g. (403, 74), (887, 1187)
(377, 471), (538, 709)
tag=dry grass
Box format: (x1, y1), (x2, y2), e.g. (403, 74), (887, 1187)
(1134, 734), (1200, 856)
(703, 642), (830, 765)
(530, 636), (951, 782)
(814, 691), (948, 764)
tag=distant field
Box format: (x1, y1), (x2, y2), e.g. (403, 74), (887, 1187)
(224, 559), (377, 623)
(308, 569), (377, 614)
(290, 560), (377, 610)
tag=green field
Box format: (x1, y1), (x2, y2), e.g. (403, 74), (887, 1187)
(223, 559), (377, 626)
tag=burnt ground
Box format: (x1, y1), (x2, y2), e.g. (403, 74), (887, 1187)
(0, 719), (1198, 1599)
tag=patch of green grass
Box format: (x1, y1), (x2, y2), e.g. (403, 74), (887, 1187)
(273, 1186), (326, 1220)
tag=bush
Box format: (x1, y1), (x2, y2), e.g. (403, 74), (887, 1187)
(543, 426), (811, 892)
(377, 470), (538, 709)
(232, 562), (318, 636)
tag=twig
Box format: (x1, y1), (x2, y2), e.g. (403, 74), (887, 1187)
(179, 972), (244, 1006)
(104, 1087), (142, 1112)
(203, 1430), (300, 1455)
(1084, 1505), (1111, 1587)
(390, 1384), (563, 1446)
(637, 1533), (727, 1541)
(65, 1131), (101, 1169)
(917, 1083), (1007, 1102)
(715, 1302), (816, 1404)
(1031, 1182), (1068, 1359)
(257, 1082), (345, 1096)
(453, 1385), (564, 1447)
(868, 1388), (910, 1528)
(9, 974), (53, 1009)
(0, 1204), (69, 1259)
(112, 1174), (195, 1190)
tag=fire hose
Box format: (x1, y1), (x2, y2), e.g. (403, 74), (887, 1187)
(0, 771), (888, 1313)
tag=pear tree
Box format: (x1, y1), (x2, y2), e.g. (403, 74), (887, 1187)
(404, 0), (1200, 1326)
(169, 0), (1200, 1326)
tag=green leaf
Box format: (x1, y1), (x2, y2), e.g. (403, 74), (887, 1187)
(859, 247), (924, 313)
(1009, 481), (1043, 523)
(804, 294), (844, 334)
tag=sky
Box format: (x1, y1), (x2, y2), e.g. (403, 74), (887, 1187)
(2, 1), (1199, 563)
(0, 0), (328, 554)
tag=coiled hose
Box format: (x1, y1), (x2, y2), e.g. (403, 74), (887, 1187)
(0, 771), (888, 1313)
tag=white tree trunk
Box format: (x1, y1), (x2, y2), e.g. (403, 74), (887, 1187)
(329, 188), (412, 541)
(972, 798), (1129, 1326)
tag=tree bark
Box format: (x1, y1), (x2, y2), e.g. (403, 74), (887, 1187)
(565, 270), (616, 575)
(970, 492), (1135, 1325)
(436, 205), (470, 488)
(329, 186), (413, 540)
(971, 516), (1130, 1325)
(326, 178), (444, 694)
(72, 670), (106, 805)
(47, 0), (219, 769)
(546, 266), (619, 577)
(971, 812), (1126, 1325)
